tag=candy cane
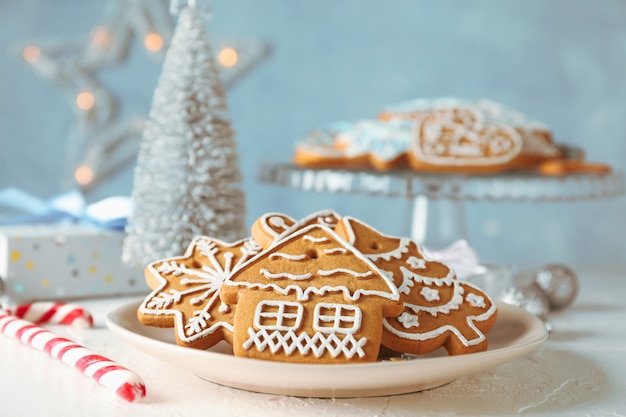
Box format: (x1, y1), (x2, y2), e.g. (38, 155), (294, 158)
(8, 302), (93, 329)
(0, 310), (146, 402)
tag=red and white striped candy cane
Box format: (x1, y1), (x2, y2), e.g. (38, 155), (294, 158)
(8, 302), (93, 329)
(0, 310), (146, 402)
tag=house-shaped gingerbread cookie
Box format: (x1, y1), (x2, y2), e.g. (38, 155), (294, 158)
(220, 224), (403, 364)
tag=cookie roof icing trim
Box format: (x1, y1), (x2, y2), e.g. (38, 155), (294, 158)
(223, 224), (401, 303)
(258, 210), (341, 244)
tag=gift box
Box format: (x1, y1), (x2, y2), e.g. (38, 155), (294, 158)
(0, 224), (146, 302)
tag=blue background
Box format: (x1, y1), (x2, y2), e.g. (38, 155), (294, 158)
(1, 0), (624, 267)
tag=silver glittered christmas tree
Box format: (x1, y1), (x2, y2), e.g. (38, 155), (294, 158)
(123, 5), (246, 267)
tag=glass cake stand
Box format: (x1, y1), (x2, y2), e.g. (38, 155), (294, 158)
(258, 163), (625, 310)
(257, 163), (625, 249)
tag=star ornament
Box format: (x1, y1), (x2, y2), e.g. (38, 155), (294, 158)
(138, 236), (261, 349)
(14, 0), (270, 190)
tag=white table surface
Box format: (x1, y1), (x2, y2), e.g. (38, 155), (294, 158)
(1, 265), (625, 417)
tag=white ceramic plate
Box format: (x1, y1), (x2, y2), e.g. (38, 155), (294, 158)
(106, 300), (548, 398)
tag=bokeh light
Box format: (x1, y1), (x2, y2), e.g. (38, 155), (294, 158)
(218, 47), (238, 67)
(22, 46), (41, 63)
(144, 33), (164, 52)
(74, 165), (94, 185)
(76, 91), (95, 110)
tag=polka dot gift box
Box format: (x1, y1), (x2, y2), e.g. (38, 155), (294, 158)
(0, 224), (144, 302)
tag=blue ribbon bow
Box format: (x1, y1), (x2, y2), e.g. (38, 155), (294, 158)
(0, 188), (132, 230)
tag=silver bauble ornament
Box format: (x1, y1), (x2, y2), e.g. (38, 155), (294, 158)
(500, 283), (550, 319)
(533, 264), (579, 311)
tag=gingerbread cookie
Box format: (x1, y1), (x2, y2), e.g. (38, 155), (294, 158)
(293, 97), (564, 174)
(539, 159), (612, 176)
(335, 216), (497, 355)
(220, 223), (403, 364)
(382, 98), (561, 171)
(251, 210), (341, 250)
(138, 236), (262, 349)
(293, 119), (412, 171)
(250, 212), (297, 249)
(408, 105), (524, 174)
(293, 123), (370, 169)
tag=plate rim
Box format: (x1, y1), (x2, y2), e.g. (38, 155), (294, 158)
(106, 298), (549, 397)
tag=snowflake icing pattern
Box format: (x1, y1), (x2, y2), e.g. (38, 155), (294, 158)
(143, 237), (261, 343)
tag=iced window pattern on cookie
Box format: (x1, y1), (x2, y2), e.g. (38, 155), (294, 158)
(313, 303), (362, 335)
(254, 300), (303, 331)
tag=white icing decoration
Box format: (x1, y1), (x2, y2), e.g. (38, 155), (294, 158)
(268, 216), (287, 229)
(323, 247), (347, 255)
(184, 310), (211, 337)
(406, 256), (426, 270)
(180, 277), (204, 285)
(412, 105), (523, 166)
(383, 297), (497, 347)
(384, 281), (497, 347)
(146, 289), (182, 309)
(385, 97), (549, 130)
(140, 236), (258, 343)
(316, 215), (338, 227)
(339, 218), (432, 270)
(313, 303), (362, 335)
(303, 235), (329, 243)
(254, 300), (303, 331)
(157, 261), (186, 276)
(243, 328), (366, 358)
(317, 268), (372, 278)
(396, 265), (455, 296)
(337, 119), (413, 161)
(364, 238), (411, 261)
(273, 210), (341, 244)
(380, 269), (394, 281)
(259, 268), (312, 281)
(324, 216), (336, 224)
(334, 215), (497, 348)
(232, 282), (398, 302)
(269, 253), (307, 261)
(224, 224), (400, 304)
(403, 280), (464, 316)
(218, 302), (230, 314)
(197, 241), (234, 283)
(397, 312), (420, 329)
(296, 98), (557, 168)
(295, 125), (347, 159)
(258, 213), (293, 238)
(420, 287), (440, 302)
(466, 293), (486, 308)
(241, 238), (262, 258)
(297, 119), (412, 162)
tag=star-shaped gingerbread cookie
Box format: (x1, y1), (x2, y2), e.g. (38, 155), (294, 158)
(138, 236), (262, 349)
